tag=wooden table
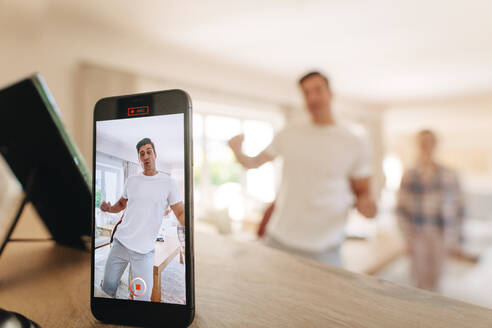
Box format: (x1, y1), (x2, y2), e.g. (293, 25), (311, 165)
(1, 208), (492, 327)
(94, 235), (182, 302)
(343, 229), (406, 275)
(150, 235), (181, 302)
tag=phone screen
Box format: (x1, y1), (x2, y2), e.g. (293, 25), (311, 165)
(93, 112), (187, 305)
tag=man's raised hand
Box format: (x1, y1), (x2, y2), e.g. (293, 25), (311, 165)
(100, 201), (111, 212)
(228, 134), (245, 153)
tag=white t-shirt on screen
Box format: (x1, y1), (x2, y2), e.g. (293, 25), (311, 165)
(264, 122), (372, 253)
(114, 172), (181, 254)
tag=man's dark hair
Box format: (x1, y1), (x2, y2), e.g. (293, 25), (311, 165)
(136, 137), (156, 153)
(298, 71), (330, 88)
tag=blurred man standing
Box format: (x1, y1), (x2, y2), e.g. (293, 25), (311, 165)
(397, 130), (465, 291)
(228, 71), (377, 267)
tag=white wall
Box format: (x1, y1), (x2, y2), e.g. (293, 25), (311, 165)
(0, 5), (296, 135)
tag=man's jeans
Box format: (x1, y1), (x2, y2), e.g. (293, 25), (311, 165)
(102, 238), (154, 301)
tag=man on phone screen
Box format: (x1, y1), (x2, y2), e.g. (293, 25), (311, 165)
(100, 137), (184, 301)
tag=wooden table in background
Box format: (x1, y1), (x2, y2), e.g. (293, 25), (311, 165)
(151, 235), (181, 302)
(1, 207), (492, 327)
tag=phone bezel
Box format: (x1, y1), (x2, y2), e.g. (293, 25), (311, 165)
(90, 90), (194, 327)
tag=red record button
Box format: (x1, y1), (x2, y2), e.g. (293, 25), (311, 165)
(130, 277), (147, 297)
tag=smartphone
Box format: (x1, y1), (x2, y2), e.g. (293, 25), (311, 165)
(91, 90), (194, 327)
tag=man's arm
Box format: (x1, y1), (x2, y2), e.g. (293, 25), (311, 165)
(228, 134), (275, 169)
(171, 201), (185, 227)
(100, 197), (128, 213)
(350, 177), (377, 218)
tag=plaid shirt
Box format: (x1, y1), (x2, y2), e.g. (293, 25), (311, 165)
(396, 164), (465, 248)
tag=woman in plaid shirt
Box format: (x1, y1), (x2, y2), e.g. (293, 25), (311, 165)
(397, 130), (465, 291)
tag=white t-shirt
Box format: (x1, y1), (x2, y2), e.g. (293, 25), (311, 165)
(114, 172), (181, 254)
(264, 122), (372, 253)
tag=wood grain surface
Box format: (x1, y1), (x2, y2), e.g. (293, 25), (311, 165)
(1, 209), (492, 327)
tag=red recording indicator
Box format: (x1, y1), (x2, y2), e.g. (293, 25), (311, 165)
(128, 106), (149, 116)
(130, 277), (147, 297)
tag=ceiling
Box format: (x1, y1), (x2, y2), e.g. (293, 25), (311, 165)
(96, 114), (184, 168)
(7, 0), (492, 103)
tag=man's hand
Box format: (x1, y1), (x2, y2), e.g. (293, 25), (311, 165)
(355, 194), (377, 218)
(227, 134), (274, 169)
(228, 134), (245, 153)
(100, 201), (111, 212)
(100, 197), (127, 213)
(351, 177), (377, 219)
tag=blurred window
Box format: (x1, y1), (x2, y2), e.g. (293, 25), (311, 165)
(192, 102), (280, 224)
